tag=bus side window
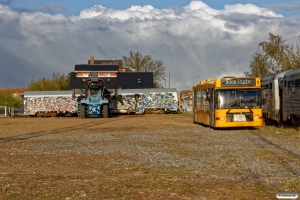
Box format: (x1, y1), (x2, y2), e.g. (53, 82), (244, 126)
(197, 90), (201, 108)
(207, 89), (211, 103)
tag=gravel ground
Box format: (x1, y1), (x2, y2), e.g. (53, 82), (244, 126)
(0, 114), (299, 199)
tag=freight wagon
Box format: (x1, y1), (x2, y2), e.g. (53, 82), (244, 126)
(24, 88), (180, 117)
(109, 88), (180, 114)
(23, 90), (79, 117)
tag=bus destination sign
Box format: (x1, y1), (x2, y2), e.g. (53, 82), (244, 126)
(221, 78), (256, 86)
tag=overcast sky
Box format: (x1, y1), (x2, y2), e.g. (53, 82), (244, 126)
(0, 0), (300, 90)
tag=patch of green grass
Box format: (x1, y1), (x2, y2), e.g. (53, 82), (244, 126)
(178, 111), (192, 116)
(285, 180), (300, 192)
(257, 125), (300, 136)
(164, 166), (191, 176)
(0, 184), (11, 192)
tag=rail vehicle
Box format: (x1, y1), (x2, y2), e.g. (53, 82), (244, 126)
(261, 72), (287, 126)
(23, 90), (78, 117)
(261, 68), (300, 129)
(109, 88), (180, 114)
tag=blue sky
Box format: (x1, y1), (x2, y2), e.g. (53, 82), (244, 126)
(4, 0), (300, 16)
(0, 0), (300, 89)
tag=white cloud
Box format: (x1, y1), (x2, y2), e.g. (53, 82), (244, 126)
(0, 1), (299, 90)
(223, 3), (282, 17)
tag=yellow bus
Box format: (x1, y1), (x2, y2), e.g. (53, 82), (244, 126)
(193, 76), (263, 128)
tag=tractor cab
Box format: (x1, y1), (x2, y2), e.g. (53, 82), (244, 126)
(79, 72), (111, 118)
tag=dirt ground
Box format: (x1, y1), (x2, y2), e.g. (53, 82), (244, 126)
(0, 113), (299, 200)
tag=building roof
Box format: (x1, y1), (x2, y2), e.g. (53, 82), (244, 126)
(88, 60), (123, 67)
(24, 90), (73, 98)
(74, 64), (119, 71)
(0, 88), (26, 94)
(118, 88), (177, 94)
(179, 90), (192, 99)
(180, 90), (191, 94)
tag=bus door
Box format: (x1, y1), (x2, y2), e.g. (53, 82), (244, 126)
(193, 89), (197, 123)
(209, 89), (215, 127)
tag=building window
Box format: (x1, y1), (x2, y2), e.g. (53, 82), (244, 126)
(104, 73), (110, 77)
(137, 78), (142, 83)
(83, 73), (90, 77)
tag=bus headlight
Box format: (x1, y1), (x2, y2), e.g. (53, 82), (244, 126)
(216, 117), (225, 120)
(255, 115), (262, 119)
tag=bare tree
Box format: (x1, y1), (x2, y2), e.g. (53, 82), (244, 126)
(122, 51), (166, 88)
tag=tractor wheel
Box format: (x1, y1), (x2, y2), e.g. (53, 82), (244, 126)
(103, 105), (109, 118)
(80, 105), (86, 118)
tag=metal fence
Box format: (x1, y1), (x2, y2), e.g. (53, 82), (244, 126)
(0, 106), (5, 117)
(0, 106), (23, 117)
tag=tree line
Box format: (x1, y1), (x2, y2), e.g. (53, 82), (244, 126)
(0, 73), (70, 108)
(0, 90), (22, 107)
(26, 73), (71, 91)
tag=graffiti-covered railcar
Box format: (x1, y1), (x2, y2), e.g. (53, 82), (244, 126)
(23, 90), (79, 117)
(110, 88), (180, 114)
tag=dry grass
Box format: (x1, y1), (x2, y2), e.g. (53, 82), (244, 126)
(0, 160), (284, 199)
(0, 114), (300, 199)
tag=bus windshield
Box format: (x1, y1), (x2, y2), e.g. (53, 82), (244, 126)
(216, 89), (261, 109)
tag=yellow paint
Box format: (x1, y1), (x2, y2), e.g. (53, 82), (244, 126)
(193, 77), (263, 128)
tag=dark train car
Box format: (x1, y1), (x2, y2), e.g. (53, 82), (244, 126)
(261, 72), (287, 126)
(282, 68), (300, 129)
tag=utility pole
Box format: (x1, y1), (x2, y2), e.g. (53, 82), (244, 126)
(169, 73), (170, 88)
(193, 76), (201, 86)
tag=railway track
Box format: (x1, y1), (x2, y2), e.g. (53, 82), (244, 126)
(0, 117), (124, 143)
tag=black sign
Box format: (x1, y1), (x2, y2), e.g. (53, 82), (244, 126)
(221, 78), (256, 86)
(261, 84), (270, 90)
